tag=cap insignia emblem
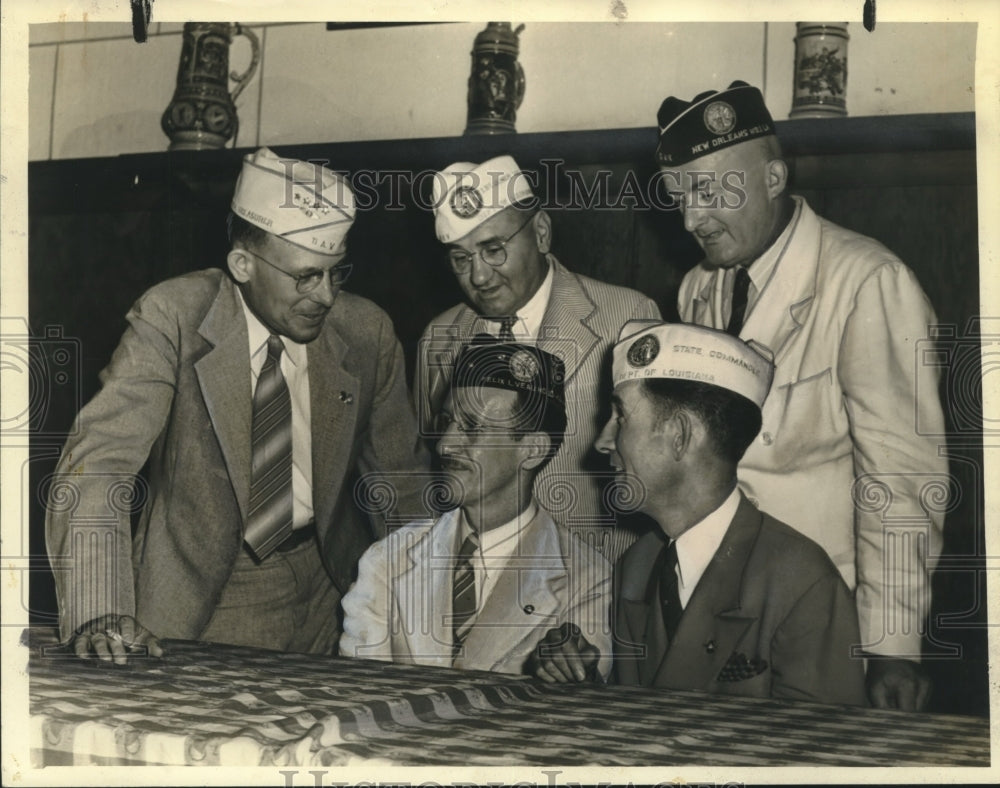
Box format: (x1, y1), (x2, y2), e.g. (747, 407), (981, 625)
(627, 335), (660, 368)
(703, 101), (737, 135)
(509, 349), (540, 382)
(450, 185), (483, 219)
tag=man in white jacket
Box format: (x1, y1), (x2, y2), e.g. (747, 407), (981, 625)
(340, 340), (612, 677)
(656, 80), (947, 710)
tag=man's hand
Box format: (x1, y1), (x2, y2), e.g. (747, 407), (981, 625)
(866, 657), (931, 711)
(528, 623), (600, 683)
(71, 614), (164, 665)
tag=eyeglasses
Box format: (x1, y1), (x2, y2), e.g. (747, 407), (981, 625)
(243, 249), (352, 294)
(446, 213), (536, 274)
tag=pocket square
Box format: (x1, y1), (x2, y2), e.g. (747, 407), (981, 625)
(716, 651), (768, 682)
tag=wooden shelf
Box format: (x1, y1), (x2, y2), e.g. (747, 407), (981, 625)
(29, 112), (975, 215)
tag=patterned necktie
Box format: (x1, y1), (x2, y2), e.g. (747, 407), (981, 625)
(452, 532), (480, 656)
(726, 266), (752, 336)
(244, 334), (294, 561)
(659, 540), (683, 644)
(497, 316), (517, 342)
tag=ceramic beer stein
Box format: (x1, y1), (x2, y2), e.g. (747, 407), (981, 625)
(790, 22), (849, 118)
(161, 22), (260, 151)
(464, 22), (526, 135)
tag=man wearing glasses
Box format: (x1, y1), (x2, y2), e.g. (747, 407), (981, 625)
(46, 147), (430, 663)
(341, 340), (612, 677)
(416, 155), (660, 562)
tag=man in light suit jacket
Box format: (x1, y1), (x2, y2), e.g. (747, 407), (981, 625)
(46, 148), (430, 663)
(415, 155), (661, 563)
(531, 322), (867, 707)
(341, 341), (612, 677)
(655, 82), (946, 710)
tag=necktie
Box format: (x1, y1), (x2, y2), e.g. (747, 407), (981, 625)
(497, 316), (517, 342)
(726, 266), (752, 336)
(659, 540), (683, 644)
(452, 532), (480, 656)
(244, 335), (294, 561)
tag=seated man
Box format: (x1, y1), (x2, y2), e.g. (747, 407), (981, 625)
(531, 321), (867, 706)
(340, 340), (612, 676)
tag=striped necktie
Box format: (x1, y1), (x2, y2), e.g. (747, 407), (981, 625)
(497, 316), (517, 342)
(244, 334), (294, 561)
(452, 532), (480, 657)
(726, 266), (752, 336)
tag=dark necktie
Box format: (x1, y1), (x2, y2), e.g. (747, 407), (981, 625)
(726, 266), (752, 336)
(659, 540), (683, 644)
(497, 316), (517, 342)
(244, 334), (294, 561)
(452, 532), (480, 656)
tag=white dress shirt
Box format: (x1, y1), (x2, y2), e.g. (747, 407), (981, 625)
(239, 292), (315, 528)
(459, 500), (540, 605)
(481, 258), (555, 341)
(672, 486), (741, 608)
(715, 199), (802, 328)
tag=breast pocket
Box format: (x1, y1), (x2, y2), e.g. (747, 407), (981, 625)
(761, 368), (847, 468)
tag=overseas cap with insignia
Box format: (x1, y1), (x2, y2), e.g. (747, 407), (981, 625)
(433, 155), (536, 243)
(452, 339), (566, 430)
(655, 81), (775, 167)
(612, 320), (774, 409)
(231, 147), (356, 256)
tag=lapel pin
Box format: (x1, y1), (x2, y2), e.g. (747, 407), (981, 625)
(523, 604), (535, 615)
(339, 391), (353, 404)
(704, 639), (716, 654)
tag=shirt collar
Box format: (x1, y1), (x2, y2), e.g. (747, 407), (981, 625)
(496, 258), (554, 339)
(237, 287), (307, 368)
(673, 485), (741, 592)
(743, 196), (802, 292)
(461, 499), (539, 554)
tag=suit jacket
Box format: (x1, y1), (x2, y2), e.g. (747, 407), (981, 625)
(415, 256), (661, 560)
(614, 493), (867, 706)
(677, 196), (946, 658)
(340, 506), (613, 677)
(46, 269), (431, 642)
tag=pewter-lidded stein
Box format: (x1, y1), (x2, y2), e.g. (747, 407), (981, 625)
(464, 22), (526, 135)
(161, 22), (260, 151)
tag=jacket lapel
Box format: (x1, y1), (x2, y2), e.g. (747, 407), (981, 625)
(458, 509), (566, 671)
(307, 323), (359, 529)
(691, 276), (714, 326)
(194, 278), (253, 524)
(537, 259), (601, 384)
(395, 510), (459, 667)
(739, 197), (821, 365)
(652, 494), (762, 689)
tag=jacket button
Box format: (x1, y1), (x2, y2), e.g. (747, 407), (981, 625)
(704, 640), (716, 654)
(523, 604), (535, 614)
(761, 431), (773, 445)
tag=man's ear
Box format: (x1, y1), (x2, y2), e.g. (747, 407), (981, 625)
(765, 158), (788, 200)
(531, 210), (552, 255)
(227, 248), (253, 283)
(520, 431), (553, 470)
(666, 409), (694, 461)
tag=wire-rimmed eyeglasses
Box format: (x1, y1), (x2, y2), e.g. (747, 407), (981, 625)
(446, 212), (536, 274)
(243, 249), (352, 294)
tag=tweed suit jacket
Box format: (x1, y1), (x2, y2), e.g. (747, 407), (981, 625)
(46, 269), (431, 642)
(677, 196), (946, 658)
(614, 493), (868, 707)
(340, 505), (613, 677)
(415, 257), (661, 560)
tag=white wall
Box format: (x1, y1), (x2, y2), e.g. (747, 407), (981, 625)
(28, 21), (977, 161)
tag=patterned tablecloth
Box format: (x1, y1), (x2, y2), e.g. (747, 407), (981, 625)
(25, 629), (989, 768)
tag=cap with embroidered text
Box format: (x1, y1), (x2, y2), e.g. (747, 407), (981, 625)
(231, 147), (356, 256)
